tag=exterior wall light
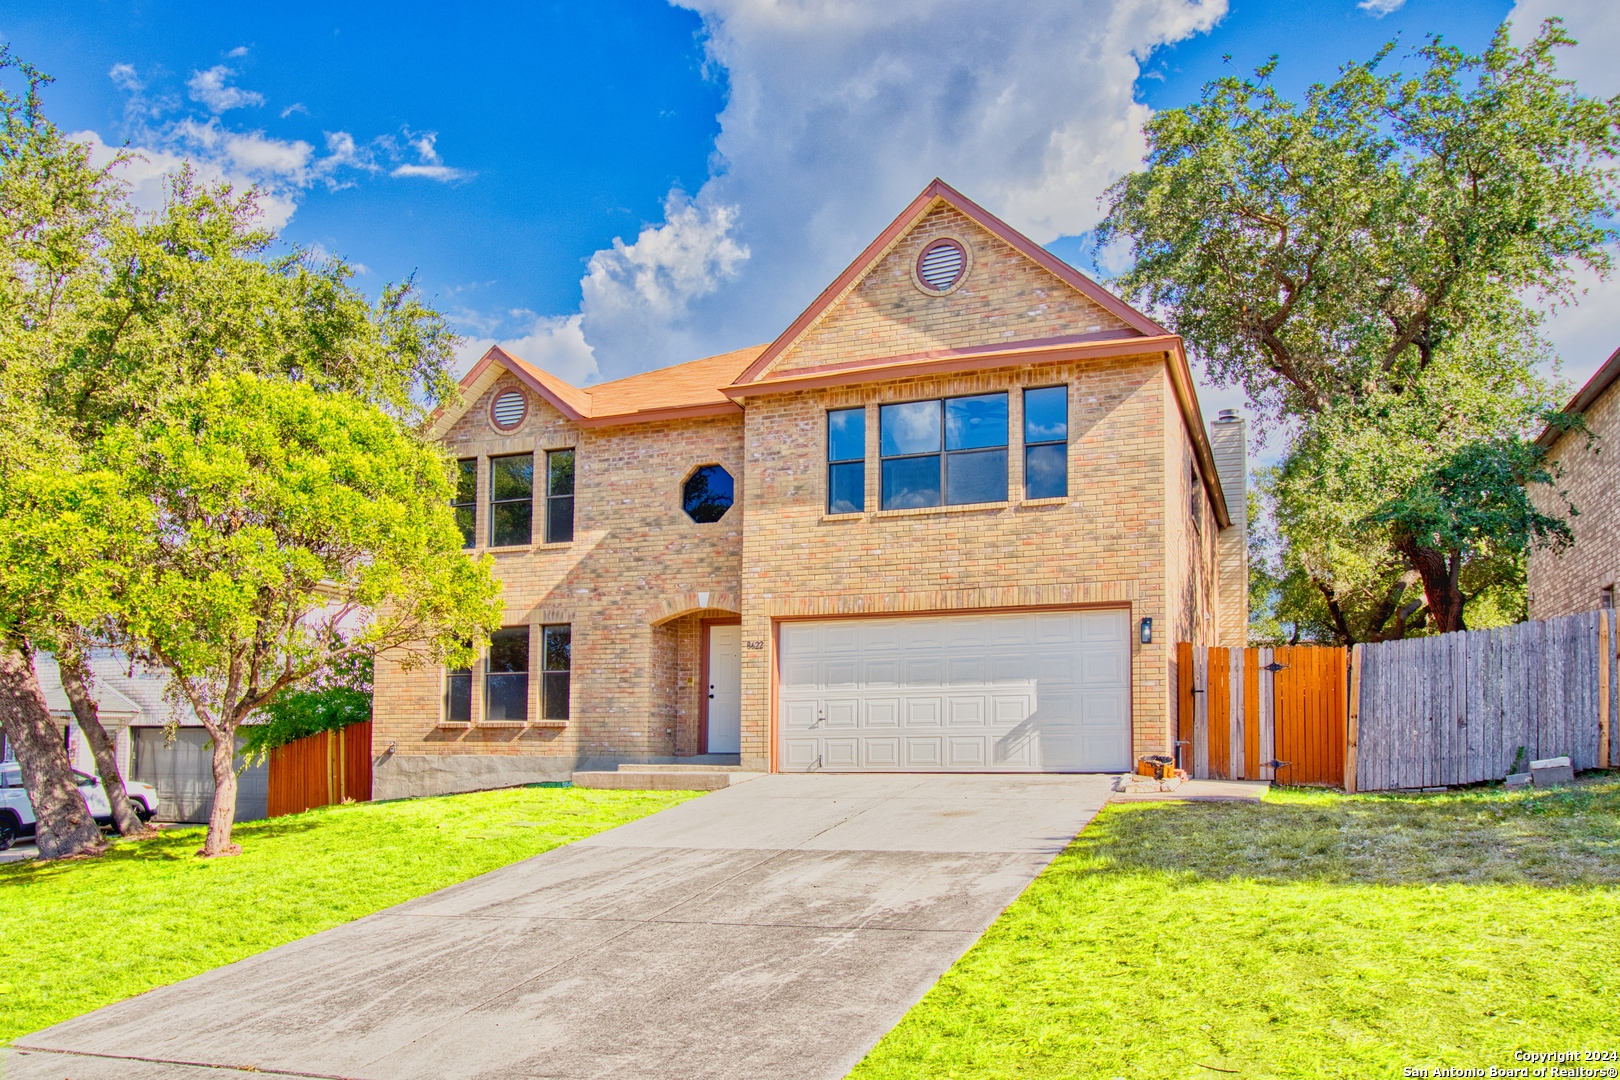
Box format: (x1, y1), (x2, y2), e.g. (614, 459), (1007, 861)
(1140, 617), (1153, 644)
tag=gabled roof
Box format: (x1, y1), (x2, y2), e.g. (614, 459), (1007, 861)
(1537, 343), (1620, 448)
(432, 344), (765, 437)
(731, 178), (1165, 387)
(430, 179), (1231, 528)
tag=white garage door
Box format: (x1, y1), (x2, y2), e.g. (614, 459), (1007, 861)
(778, 608), (1131, 772)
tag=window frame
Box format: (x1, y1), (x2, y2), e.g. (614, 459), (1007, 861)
(878, 393), (1009, 510)
(541, 624), (571, 721)
(1021, 385), (1069, 500)
(488, 452), (535, 548)
(451, 458), (478, 549)
(484, 626), (530, 723)
(545, 448), (575, 544)
(443, 662), (472, 724)
(826, 407), (865, 514)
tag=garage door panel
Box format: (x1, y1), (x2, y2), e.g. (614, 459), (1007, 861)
(862, 738), (900, 768)
(905, 698), (942, 727)
(946, 696), (985, 727)
(823, 738), (859, 768)
(864, 659), (900, 687)
(948, 737), (986, 767)
(778, 609), (1130, 773)
(865, 699), (900, 728)
(904, 658), (941, 686)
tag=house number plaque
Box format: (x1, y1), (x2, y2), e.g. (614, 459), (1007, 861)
(743, 639), (765, 650)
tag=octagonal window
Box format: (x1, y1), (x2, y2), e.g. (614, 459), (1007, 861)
(683, 464), (734, 523)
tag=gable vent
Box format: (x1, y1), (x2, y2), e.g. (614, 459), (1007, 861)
(491, 389), (527, 429)
(917, 239), (967, 292)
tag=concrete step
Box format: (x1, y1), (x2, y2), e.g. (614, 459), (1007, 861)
(571, 769), (765, 791)
(615, 763), (748, 773)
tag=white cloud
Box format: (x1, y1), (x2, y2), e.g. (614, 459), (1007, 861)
(1356, 0), (1406, 17)
(453, 314), (599, 386)
(567, 0), (1227, 377)
(1508, 0), (1620, 391)
(187, 65), (265, 113)
(227, 46), (250, 59)
(81, 63), (471, 231)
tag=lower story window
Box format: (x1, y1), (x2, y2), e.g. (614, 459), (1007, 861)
(486, 627), (530, 722)
(542, 624), (571, 720)
(444, 663), (472, 723)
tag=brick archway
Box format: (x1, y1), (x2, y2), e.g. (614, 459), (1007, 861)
(648, 591), (741, 626)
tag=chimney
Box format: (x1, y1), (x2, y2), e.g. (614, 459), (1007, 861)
(1209, 409), (1248, 648)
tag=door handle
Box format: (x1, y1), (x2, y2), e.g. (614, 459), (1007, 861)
(708, 693), (715, 699)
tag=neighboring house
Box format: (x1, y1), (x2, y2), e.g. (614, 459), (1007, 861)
(5, 653), (268, 823)
(1529, 344), (1620, 620)
(373, 179), (1248, 797)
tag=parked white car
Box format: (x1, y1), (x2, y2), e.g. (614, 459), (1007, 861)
(0, 762), (158, 849)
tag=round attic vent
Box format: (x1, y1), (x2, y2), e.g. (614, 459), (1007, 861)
(491, 388), (528, 430)
(916, 238), (967, 293)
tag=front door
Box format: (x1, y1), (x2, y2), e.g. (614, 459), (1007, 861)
(706, 624), (742, 754)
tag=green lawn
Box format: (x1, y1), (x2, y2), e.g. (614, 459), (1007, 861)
(0, 785), (696, 1046)
(853, 779), (1620, 1080)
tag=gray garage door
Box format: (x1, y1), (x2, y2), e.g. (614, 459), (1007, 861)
(778, 608), (1132, 772)
(131, 727), (267, 823)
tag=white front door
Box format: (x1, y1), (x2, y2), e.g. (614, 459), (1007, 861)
(706, 624), (742, 754)
(777, 608), (1131, 772)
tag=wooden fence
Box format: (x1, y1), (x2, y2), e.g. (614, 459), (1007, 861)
(1353, 610), (1619, 791)
(1176, 643), (1347, 786)
(267, 720), (373, 818)
(1179, 609), (1620, 791)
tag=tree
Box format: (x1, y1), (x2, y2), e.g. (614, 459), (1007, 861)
(0, 47), (130, 856)
(105, 374), (502, 856)
(1098, 21), (1620, 634)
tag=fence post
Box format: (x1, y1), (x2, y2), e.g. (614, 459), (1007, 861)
(1345, 644), (1361, 793)
(1600, 612), (1611, 774)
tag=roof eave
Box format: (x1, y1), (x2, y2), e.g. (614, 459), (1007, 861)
(1536, 343), (1620, 448)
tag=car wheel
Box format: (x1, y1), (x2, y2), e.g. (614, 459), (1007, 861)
(0, 816), (16, 852)
(134, 802), (152, 824)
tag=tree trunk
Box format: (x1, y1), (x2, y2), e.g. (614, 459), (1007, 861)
(0, 643), (105, 859)
(199, 722), (241, 857)
(58, 652), (149, 837)
(1396, 534), (1466, 634)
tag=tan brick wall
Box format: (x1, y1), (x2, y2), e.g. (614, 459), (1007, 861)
(1529, 382), (1620, 618)
(765, 203), (1131, 376)
(737, 352), (1200, 768)
(372, 369), (746, 772)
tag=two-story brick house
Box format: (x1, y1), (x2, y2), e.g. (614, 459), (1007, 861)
(372, 180), (1246, 798)
(1528, 344), (1620, 620)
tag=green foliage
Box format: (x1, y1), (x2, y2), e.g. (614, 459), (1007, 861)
(106, 374), (502, 732)
(1100, 21), (1619, 637)
(240, 652), (373, 764)
(0, 786), (699, 1044)
(853, 782), (1620, 1079)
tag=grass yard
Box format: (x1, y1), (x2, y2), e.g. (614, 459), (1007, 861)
(853, 778), (1620, 1080)
(0, 785), (696, 1046)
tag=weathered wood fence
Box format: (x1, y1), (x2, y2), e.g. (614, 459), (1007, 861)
(1179, 610), (1620, 791)
(1352, 610), (1619, 791)
(1175, 644), (1347, 785)
(267, 720), (373, 818)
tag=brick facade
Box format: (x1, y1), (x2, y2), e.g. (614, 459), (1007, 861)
(372, 181), (1238, 795)
(1529, 361), (1619, 619)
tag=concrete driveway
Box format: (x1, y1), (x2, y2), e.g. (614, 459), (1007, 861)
(9, 773), (1112, 1080)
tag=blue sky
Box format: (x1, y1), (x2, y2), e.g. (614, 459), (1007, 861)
(5, 0), (1615, 404)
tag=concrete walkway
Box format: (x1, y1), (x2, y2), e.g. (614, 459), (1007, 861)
(9, 773), (1112, 1080)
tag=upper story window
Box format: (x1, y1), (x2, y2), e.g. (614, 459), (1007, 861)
(880, 393), (1008, 510)
(827, 407), (865, 514)
(452, 459), (477, 548)
(683, 465), (735, 523)
(1023, 387), (1068, 500)
(546, 449), (575, 543)
(1189, 462), (1203, 535)
(490, 453), (533, 547)
(485, 627), (529, 722)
